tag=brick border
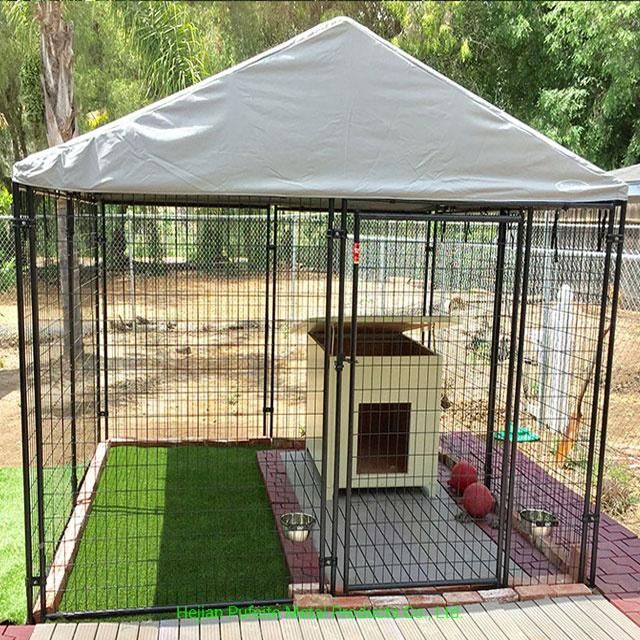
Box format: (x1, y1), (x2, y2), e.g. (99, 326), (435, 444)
(256, 450), (320, 589)
(35, 441), (109, 621)
(294, 584), (592, 610)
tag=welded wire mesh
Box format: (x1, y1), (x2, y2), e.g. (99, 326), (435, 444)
(12, 190), (628, 618)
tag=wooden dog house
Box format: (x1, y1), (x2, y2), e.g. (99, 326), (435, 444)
(306, 317), (448, 495)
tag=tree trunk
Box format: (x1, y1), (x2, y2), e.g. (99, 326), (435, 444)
(37, 1), (83, 360)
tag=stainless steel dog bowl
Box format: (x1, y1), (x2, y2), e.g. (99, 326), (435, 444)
(281, 512), (315, 543)
(520, 508), (558, 540)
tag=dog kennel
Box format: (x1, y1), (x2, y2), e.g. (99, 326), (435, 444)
(12, 17), (628, 621)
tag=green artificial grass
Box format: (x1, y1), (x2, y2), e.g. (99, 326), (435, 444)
(0, 467), (27, 623)
(61, 446), (289, 612)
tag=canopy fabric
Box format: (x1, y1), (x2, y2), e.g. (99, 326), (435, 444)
(12, 17), (626, 205)
(610, 164), (640, 202)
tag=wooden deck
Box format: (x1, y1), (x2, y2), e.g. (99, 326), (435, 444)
(30, 596), (639, 640)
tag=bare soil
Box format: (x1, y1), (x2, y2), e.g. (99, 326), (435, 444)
(0, 273), (638, 534)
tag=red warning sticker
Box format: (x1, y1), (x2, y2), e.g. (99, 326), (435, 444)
(352, 242), (360, 264)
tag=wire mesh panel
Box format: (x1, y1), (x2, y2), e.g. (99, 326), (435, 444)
(13, 189), (626, 618)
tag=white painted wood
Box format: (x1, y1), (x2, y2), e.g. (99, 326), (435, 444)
(72, 623), (98, 640)
(333, 610), (364, 640)
(306, 317), (444, 494)
(414, 610), (465, 640)
(314, 612), (342, 640)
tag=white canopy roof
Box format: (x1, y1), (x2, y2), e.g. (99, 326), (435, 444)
(610, 164), (640, 202)
(13, 17), (627, 205)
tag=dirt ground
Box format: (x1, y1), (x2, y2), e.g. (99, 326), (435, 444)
(1, 272), (639, 533)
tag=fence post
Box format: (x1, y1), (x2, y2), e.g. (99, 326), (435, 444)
(13, 184), (35, 621)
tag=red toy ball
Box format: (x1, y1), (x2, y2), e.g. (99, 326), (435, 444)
(463, 482), (495, 518)
(448, 461), (478, 495)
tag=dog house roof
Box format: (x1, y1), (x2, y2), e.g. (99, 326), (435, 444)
(13, 17), (627, 206)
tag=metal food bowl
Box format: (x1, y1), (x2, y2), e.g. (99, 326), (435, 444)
(520, 508), (558, 541)
(281, 512), (316, 543)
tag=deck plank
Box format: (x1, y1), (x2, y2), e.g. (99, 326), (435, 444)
(351, 615), (385, 640)
(569, 597), (636, 640)
(278, 613), (303, 640)
(218, 617), (241, 640)
(179, 619), (200, 640)
(31, 627), (57, 640)
(95, 623), (120, 640)
(116, 623), (139, 640)
(158, 620), (179, 640)
(373, 616), (409, 640)
(258, 614), (283, 640)
(73, 623), (99, 640)
(516, 600), (571, 640)
(333, 610), (364, 640)
(550, 597), (619, 640)
(479, 602), (530, 640)
(51, 624), (77, 640)
(314, 613), (342, 640)
(533, 598), (599, 640)
(462, 604), (510, 640)
(587, 595), (640, 639)
(198, 619), (220, 640)
(238, 616), (262, 640)
(137, 621), (159, 640)
(395, 611), (445, 640)
(418, 609), (468, 640)
(296, 613), (325, 640)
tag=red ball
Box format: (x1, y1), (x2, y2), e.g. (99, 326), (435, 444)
(448, 461), (478, 494)
(463, 482), (495, 518)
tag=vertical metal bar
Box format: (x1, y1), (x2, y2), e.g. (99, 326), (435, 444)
(27, 186), (47, 618)
(421, 220), (432, 345)
(502, 208), (533, 586)
(579, 205), (616, 582)
(342, 211), (360, 593)
(318, 199), (335, 592)
(269, 206), (278, 438)
(100, 202), (109, 440)
(330, 200), (348, 593)
(262, 206), (272, 437)
(93, 202), (102, 443)
(589, 203), (626, 586)
(13, 184), (35, 622)
(484, 220), (507, 489)
(428, 220), (438, 349)
(495, 214), (525, 584)
(67, 197), (78, 500)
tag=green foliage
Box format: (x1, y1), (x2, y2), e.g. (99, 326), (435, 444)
(0, 0), (638, 180)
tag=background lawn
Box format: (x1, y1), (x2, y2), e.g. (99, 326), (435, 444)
(0, 467), (26, 623)
(61, 446), (290, 613)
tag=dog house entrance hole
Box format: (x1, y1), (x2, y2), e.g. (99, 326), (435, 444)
(357, 403), (411, 475)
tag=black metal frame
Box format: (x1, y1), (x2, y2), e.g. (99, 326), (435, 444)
(12, 183), (626, 620)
